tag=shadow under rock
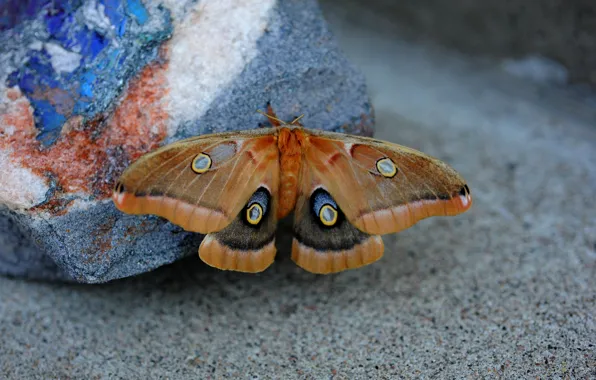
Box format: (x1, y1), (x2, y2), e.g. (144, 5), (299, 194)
(17, 213), (470, 326)
(48, 219), (346, 309)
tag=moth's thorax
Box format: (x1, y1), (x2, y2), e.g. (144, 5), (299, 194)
(277, 126), (308, 152)
(277, 127), (309, 219)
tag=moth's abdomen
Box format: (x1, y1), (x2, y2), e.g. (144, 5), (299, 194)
(277, 128), (307, 219)
(278, 152), (301, 219)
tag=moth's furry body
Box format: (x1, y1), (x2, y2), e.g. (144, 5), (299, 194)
(277, 127), (308, 219)
(113, 109), (472, 274)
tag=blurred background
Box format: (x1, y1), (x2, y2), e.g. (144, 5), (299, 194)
(324, 0), (596, 86)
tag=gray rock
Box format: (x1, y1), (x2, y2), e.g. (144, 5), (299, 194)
(0, 0), (373, 283)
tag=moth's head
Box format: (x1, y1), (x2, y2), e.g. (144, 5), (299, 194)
(256, 109), (304, 129)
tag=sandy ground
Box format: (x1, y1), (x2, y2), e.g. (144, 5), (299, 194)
(1, 1), (595, 378)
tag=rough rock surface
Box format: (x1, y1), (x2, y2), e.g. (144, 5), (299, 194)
(0, 0), (373, 282)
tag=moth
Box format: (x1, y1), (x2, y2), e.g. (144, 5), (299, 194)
(113, 106), (472, 274)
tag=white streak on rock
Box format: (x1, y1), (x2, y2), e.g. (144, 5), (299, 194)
(0, 151), (48, 210)
(83, 0), (112, 30)
(29, 41), (43, 50)
(45, 43), (82, 73)
(163, 0), (276, 135)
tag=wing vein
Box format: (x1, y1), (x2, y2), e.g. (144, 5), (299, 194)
(135, 139), (227, 192)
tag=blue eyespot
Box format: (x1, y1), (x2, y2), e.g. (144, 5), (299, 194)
(245, 188), (269, 225)
(312, 189), (339, 227)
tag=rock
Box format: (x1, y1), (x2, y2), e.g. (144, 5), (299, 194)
(0, 0), (374, 282)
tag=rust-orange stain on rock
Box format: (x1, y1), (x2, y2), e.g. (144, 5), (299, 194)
(0, 53), (170, 210)
(1, 89), (37, 140)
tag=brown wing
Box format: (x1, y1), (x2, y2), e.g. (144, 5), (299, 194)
(291, 158), (384, 274)
(113, 129), (279, 234)
(301, 129), (472, 235)
(199, 162), (279, 273)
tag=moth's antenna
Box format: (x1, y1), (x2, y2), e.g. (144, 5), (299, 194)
(256, 109), (285, 125)
(290, 114), (304, 125)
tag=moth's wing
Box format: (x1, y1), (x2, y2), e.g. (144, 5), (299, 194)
(199, 159), (279, 273)
(303, 130), (472, 235)
(113, 129), (278, 234)
(291, 159), (384, 274)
